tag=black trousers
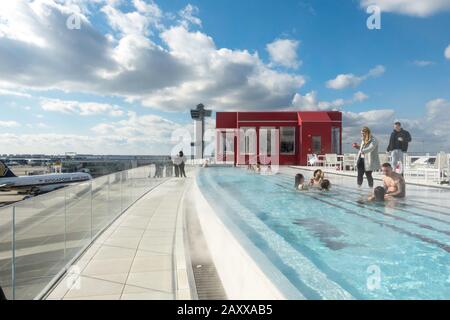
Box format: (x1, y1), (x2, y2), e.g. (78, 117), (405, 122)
(174, 165), (179, 177)
(179, 163), (187, 178)
(357, 158), (373, 187)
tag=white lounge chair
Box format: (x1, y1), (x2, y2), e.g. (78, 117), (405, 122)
(405, 152), (447, 183)
(307, 154), (324, 166)
(378, 153), (390, 167)
(343, 154), (356, 171)
(325, 154), (341, 169)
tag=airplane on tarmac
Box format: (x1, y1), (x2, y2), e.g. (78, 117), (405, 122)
(0, 160), (92, 195)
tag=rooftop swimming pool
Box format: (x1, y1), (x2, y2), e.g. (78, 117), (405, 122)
(197, 167), (450, 300)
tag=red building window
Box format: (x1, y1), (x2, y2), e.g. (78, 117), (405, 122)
(312, 136), (322, 154)
(280, 127), (295, 155)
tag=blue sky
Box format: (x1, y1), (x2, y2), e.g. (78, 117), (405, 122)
(0, 0), (449, 154)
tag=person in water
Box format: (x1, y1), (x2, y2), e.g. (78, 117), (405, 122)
(367, 186), (386, 202)
(382, 163), (406, 199)
(309, 169), (325, 188)
(320, 179), (331, 191)
(295, 174), (308, 191)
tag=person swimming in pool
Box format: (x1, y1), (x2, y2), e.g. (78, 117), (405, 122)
(367, 186), (386, 202)
(309, 169), (325, 188)
(320, 179), (331, 191)
(295, 173), (308, 191)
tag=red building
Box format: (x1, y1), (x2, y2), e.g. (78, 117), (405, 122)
(216, 111), (342, 166)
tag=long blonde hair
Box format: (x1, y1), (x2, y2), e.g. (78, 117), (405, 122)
(361, 127), (372, 145)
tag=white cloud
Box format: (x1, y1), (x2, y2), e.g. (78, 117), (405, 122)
(341, 98), (450, 153)
(132, 0), (162, 16)
(90, 111), (194, 154)
(0, 110), (191, 155)
(141, 26), (305, 111)
(0, 120), (20, 128)
(0, 133), (118, 155)
(367, 65), (386, 77)
(342, 109), (395, 151)
(26, 122), (50, 129)
(326, 74), (363, 90)
(266, 39), (301, 69)
(413, 60), (434, 67)
(426, 98), (450, 135)
(92, 112), (181, 140)
(101, 0), (162, 37)
(445, 44), (450, 59)
(360, 0), (450, 17)
(0, 88), (32, 98)
(353, 91), (369, 102)
(326, 65), (385, 90)
(291, 91), (319, 110)
(291, 91), (368, 111)
(0, 1), (306, 112)
(161, 26), (215, 61)
(178, 4), (202, 28)
(41, 98), (124, 117)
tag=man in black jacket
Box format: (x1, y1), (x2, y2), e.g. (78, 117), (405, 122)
(387, 122), (412, 174)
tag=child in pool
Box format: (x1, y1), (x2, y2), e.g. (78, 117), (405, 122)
(309, 169), (325, 188)
(295, 174), (308, 191)
(367, 186), (386, 202)
(320, 179), (331, 191)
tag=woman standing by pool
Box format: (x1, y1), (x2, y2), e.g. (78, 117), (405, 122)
(353, 126), (380, 188)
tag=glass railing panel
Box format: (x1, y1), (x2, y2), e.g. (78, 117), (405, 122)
(64, 181), (93, 260)
(12, 188), (66, 300)
(0, 206), (13, 300)
(120, 171), (131, 210)
(4, 165), (157, 299)
(91, 175), (110, 237)
(109, 172), (122, 218)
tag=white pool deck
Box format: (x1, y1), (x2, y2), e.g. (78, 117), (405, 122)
(46, 177), (193, 300)
(45, 165), (450, 300)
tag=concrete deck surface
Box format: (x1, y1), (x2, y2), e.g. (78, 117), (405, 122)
(46, 177), (192, 300)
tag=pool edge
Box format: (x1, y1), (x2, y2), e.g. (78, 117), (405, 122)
(192, 174), (305, 300)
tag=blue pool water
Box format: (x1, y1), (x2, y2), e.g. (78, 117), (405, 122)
(197, 167), (450, 300)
